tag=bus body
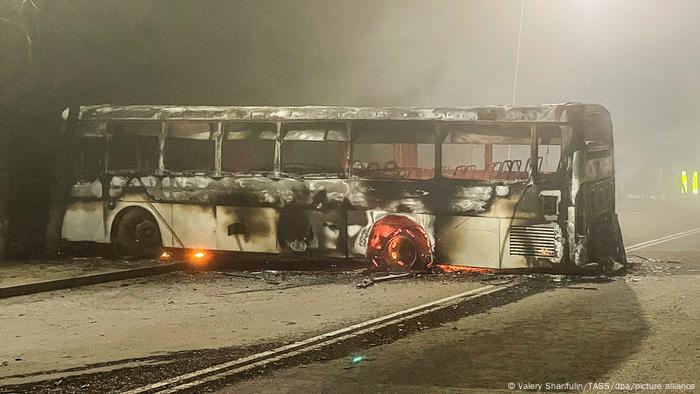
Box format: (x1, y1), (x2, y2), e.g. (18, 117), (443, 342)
(60, 103), (625, 272)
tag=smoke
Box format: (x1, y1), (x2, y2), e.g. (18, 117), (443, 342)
(2, 0), (699, 255)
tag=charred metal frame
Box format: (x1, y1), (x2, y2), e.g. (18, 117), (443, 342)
(59, 104), (624, 271)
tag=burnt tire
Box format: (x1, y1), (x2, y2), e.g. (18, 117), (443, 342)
(115, 209), (162, 258)
(373, 229), (423, 273)
(277, 209), (313, 254)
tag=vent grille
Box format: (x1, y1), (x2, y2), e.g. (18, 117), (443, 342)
(509, 225), (558, 258)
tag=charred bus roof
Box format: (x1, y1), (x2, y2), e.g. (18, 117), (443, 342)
(65, 103), (610, 125)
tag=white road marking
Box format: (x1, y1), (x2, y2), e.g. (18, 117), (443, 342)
(123, 284), (508, 394)
(625, 227), (700, 252)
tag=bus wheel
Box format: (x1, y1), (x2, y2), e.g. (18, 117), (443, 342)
(285, 238), (309, 253)
(367, 215), (432, 273)
(380, 233), (418, 272)
(278, 209), (312, 254)
(115, 209), (162, 258)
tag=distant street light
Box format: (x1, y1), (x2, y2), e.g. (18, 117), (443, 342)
(512, 0), (526, 105)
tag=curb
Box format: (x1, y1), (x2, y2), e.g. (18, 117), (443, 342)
(0, 262), (188, 299)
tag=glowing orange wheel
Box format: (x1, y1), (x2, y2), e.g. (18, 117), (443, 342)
(383, 235), (417, 272)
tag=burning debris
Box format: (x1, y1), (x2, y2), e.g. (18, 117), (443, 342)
(434, 264), (496, 274)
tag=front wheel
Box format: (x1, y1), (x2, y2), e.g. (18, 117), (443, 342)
(115, 209), (162, 258)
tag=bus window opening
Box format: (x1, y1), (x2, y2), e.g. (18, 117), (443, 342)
(164, 122), (216, 172)
(537, 127), (563, 174)
(109, 122), (161, 172)
(281, 122), (348, 176)
(222, 122), (276, 173)
(351, 121), (435, 180)
(75, 137), (104, 181)
(442, 124), (535, 181)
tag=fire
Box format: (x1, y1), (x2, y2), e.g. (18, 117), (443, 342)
(436, 264), (496, 274)
(188, 250), (211, 266)
(159, 251), (172, 260)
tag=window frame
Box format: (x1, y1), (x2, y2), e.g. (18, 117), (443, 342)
(106, 120), (164, 175)
(162, 121), (219, 175)
(73, 121), (108, 180)
(436, 122), (567, 183)
(279, 121), (350, 178)
(221, 121), (279, 175)
(533, 124), (567, 180)
(74, 135), (107, 181)
(349, 120), (437, 181)
(96, 118), (568, 182)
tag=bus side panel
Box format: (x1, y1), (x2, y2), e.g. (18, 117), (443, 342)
(62, 201), (106, 243)
(347, 210), (369, 257)
(434, 216), (501, 268)
(435, 216), (560, 269)
(216, 206), (279, 253)
(106, 200), (175, 247)
(172, 204), (216, 250)
(304, 209), (347, 258)
(498, 218), (553, 269)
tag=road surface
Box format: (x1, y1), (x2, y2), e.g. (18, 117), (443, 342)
(216, 199), (700, 393)
(1, 199), (698, 393)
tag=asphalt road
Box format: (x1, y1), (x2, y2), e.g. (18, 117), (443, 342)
(1, 198), (699, 393)
(216, 199), (700, 393)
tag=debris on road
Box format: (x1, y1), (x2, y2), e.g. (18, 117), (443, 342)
(356, 273), (412, 289)
(71, 256), (102, 261)
(214, 270), (281, 285)
(479, 275), (515, 286)
(356, 278), (374, 289)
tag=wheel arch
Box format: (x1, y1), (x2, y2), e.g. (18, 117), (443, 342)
(366, 214), (434, 271)
(108, 204), (170, 247)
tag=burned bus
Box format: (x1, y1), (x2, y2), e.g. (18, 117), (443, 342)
(59, 104), (625, 272)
